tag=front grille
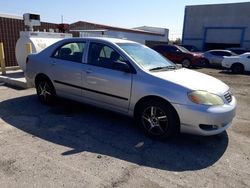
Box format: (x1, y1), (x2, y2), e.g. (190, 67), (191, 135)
(224, 92), (232, 103)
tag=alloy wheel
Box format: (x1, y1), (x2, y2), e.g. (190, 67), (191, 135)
(37, 81), (52, 103)
(182, 59), (191, 68)
(141, 106), (168, 135)
(232, 65), (244, 74)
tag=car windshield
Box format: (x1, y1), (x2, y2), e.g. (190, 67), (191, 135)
(117, 43), (176, 71)
(177, 45), (190, 53)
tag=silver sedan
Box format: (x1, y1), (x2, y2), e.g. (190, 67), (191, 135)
(203, 50), (236, 67)
(26, 37), (237, 139)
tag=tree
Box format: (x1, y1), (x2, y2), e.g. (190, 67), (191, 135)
(170, 38), (182, 45)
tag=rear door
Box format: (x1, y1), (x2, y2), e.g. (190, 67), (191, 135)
(49, 41), (86, 98)
(82, 42), (132, 112)
(162, 46), (182, 63)
(210, 51), (232, 66)
(169, 46), (184, 63)
(209, 51), (224, 66)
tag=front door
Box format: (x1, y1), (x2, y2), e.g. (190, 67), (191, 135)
(82, 42), (132, 112)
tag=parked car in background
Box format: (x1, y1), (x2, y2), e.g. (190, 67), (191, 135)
(203, 50), (237, 67)
(222, 52), (250, 73)
(152, 44), (205, 68)
(226, 47), (250, 55)
(179, 44), (200, 52)
(26, 37), (236, 139)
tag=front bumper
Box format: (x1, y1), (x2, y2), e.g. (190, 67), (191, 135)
(221, 62), (231, 69)
(173, 96), (237, 136)
(25, 73), (35, 88)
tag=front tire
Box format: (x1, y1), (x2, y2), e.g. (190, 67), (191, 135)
(36, 78), (55, 105)
(136, 99), (179, 139)
(182, 59), (191, 68)
(231, 64), (244, 74)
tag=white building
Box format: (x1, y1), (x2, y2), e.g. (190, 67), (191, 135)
(182, 2), (250, 50)
(70, 21), (169, 46)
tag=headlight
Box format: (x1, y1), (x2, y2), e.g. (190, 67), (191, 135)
(188, 91), (224, 106)
(193, 54), (200, 57)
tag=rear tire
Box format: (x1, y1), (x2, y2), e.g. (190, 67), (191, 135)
(204, 59), (210, 68)
(135, 99), (179, 139)
(36, 78), (55, 105)
(231, 63), (244, 74)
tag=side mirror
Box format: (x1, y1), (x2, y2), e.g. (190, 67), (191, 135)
(112, 61), (131, 73)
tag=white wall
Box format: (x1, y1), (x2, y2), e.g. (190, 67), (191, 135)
(183, 2), (250, 50)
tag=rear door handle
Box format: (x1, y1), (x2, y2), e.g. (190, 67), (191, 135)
(51, 62), (56, 66)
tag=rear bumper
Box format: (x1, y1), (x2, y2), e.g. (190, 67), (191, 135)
(173, 96), (237, 136)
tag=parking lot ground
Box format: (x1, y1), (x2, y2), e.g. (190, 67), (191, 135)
(0, 68), (249, 188)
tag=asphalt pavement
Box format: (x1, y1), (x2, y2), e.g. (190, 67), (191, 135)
(0, 68), (249, 188)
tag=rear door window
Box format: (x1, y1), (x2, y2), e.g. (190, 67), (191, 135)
(220, 51), (232, 56)
(210, 51), (220, 56)
(53, 42), (85, 62)
(210, 51), (232, 56)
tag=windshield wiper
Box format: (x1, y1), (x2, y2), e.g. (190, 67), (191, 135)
(149, 65), (176, 71)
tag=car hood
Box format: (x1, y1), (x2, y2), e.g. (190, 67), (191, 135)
(153, 68), (229, 95)
(185, 52), (203, 58)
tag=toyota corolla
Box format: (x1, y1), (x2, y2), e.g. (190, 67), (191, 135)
(26, 37), (237, 139)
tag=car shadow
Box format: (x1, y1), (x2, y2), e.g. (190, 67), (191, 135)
(0, 94), (229, 172)
(191, 67), (203, 70)
(219, 70), (250, 76)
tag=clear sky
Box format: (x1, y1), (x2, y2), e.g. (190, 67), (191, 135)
(0, 0), (247, 39)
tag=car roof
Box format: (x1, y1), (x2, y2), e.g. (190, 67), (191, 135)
(208, 49), (232, 52)
(180, 44), (194, 47)
(226, 47), (248, 50)
(153, 44), (174, 47)
(58, 37), (137, 44)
